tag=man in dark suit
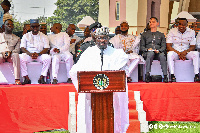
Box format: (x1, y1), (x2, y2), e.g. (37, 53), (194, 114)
(140, 17), (168, 83)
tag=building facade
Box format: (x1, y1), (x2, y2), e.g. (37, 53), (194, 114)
(99, 0), (200, 35)
(99, 0), (169, 35)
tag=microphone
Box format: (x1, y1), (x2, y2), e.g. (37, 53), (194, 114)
(100, 48), (104, 71)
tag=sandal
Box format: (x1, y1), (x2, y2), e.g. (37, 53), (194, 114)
(15, 80), (22, 85)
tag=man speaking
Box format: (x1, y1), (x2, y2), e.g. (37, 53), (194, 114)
(70, 27), (129, 133)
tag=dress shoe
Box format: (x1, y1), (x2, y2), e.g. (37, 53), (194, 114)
(127, 77), (132, 83)
(67, 78), (72, 83)
(52, 79), (58, 84)
(38, 77), (46, 84)
(194, 75), (200, 82)
(145, 74), (151, 83)
(171, 76), (176, 82)
(163, 76), (168, 83)
(22, 78), (31, 85)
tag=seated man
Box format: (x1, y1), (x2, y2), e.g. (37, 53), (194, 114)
(83, 26), (91, 42)
(69, 27), (129, 133)
(76, 22), (102, 62)
(75, 26), (91, 56)
(110, 21), (145, 82)
(167, 18), (199, 82)
(20, 19), (51, 84)
(66, 23), (81, 62)
(40, 22), (47, 35)
(0, 19), (21, 85)
(140, 17), (168, 83)
(48, 23), (73, 84)
(0, 0), (11, 33)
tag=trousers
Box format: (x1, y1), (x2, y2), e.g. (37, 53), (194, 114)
(51, 52), (73, 78)
(19, 53), (51, 77)
(144, 51), (167, 75)
(167, 51), (199, 74)
(0, 53), (20, 79)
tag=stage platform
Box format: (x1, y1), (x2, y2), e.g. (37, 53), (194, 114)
(0, 82), (199, 132)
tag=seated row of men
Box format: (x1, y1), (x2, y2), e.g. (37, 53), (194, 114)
(0, 17), (199, 85)
(109, 17), (199, 83)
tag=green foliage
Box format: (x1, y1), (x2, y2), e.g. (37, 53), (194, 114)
(13, 0), (99, 32)
(13, 17), (23, 32)
(47, 0), (99, 31)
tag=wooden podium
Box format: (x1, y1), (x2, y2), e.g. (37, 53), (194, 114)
(77, 70), (126, 133)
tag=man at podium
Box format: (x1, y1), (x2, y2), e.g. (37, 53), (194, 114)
(70, 27), (129, 133)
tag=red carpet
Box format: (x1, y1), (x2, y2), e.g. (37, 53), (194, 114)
(126, 90), (140, 133)
(128, 82), (200, 122)
(0, 84), (76, 133)
(0, 82), (200, 132)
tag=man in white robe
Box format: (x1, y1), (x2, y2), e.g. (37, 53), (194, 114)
(20, 19), (51, 84)
(48, 23), (73, 84)
(110, 21), (145, 82)
(69, 27), (129, 133)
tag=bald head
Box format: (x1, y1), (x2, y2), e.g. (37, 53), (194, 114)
(51, 23), (62, 34)
(67, 24), (76, 36)
(54, 23), (62, 30)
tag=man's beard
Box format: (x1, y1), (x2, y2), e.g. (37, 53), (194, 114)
(121, 30), (128, 34)
(97, 42), (107, 50)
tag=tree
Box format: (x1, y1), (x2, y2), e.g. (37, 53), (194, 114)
(47, 0), (99, 31)
(13, 17), (23, 32)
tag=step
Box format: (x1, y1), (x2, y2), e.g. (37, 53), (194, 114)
(128, 91), (135, 100)
(126, 119), (140, 133)
(128, 100), (136, 110)
(129, 110), (138, 120)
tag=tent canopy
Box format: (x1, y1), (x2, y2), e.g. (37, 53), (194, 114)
(77, 16), (95, 29)
(171, 11), (197, 23)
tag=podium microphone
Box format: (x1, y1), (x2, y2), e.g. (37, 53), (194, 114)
(100, 48), (104, 71)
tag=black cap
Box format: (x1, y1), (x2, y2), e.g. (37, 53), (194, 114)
(89, 22), (102, 30)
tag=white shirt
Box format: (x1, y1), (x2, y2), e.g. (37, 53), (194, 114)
(110, 34), (140, 54)
(21, 31), (50, 53)
(166, 27), (196, 52)
(48, 32), (70, 54)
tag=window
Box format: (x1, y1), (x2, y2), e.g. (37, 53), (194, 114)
(116, 2), (120, 20)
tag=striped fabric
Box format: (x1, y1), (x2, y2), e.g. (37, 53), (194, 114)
(3, 12), (12, 22)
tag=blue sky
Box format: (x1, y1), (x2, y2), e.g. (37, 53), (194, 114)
(12, 0), (57, 22)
